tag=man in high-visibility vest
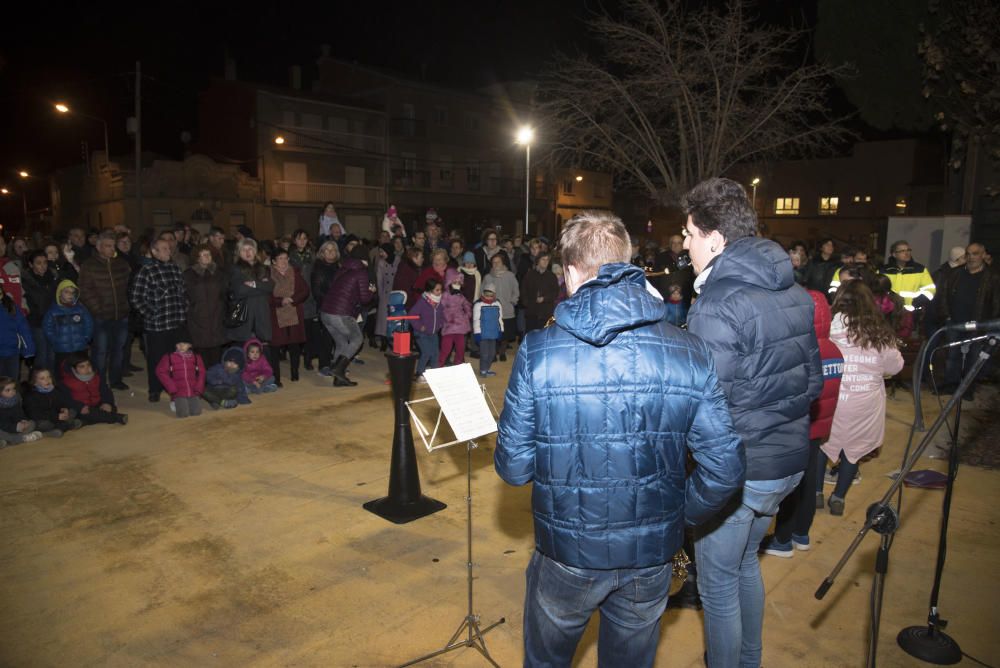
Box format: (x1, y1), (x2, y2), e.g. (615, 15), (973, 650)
(881, 240), (935, 311)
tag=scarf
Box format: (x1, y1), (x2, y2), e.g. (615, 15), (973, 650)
(271, 267), (299, 329)
(425, 292), (442, 305)
(73, 370), (95, 383)
(459, 265), (481, 300)
(34, 384), (55, 394)
(0, 394), (18, 408)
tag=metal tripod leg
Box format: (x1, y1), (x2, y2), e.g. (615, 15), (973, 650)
(396, 441), (505, 667)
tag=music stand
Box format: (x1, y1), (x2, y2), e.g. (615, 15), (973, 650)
(397, 363), (506, 668)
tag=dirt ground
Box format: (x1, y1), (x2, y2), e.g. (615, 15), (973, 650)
(0, 353), (997, 667)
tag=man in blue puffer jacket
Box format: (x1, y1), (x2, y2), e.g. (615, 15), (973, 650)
(682, 177), (822, 668)
(496, 211), (744, 668)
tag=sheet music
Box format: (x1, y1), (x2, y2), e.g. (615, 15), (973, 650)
(423, 363), (498, 442)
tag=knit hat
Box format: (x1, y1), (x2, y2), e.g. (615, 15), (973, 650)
(462, 251), (475, 265)
(237, 225), (254, 239)
(482, 277), (497, 295)
(387, 205), (398, 217)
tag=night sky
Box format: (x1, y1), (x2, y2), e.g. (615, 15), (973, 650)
(1, 0), (820, 221)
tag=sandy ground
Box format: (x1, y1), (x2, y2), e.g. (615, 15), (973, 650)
(0, 351), (997, 667)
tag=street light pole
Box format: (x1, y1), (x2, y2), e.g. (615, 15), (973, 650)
(751, 176), (761, 208)
(516, 126), (534, 237)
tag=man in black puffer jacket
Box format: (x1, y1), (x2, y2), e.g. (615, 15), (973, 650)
(682, 177), (822, 668)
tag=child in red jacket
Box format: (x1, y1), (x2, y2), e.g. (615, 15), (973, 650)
(763, 290), (843, 556)
(60, 353), (128, 426)
(155, 339), (206, 418)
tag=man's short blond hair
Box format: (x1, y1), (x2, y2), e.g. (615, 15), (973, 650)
(558, 210), (631, 279)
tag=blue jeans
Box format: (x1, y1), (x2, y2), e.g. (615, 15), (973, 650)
(92, 318), (129, 384)
(414, 332), (438, 376)
(31, 326), (54, 374)
(523, 550), (672, 668)
(694, 472), (803, 668)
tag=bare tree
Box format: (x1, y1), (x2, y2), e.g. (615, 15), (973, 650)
(539, 0), (854, 204)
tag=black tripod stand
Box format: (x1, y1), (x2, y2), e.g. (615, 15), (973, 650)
(816, 335), (996, 667)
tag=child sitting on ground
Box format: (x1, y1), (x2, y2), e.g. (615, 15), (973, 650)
(473, 285), (504, 378)
(241, 339), (278, 394)
(204, 346), (249, 408)
(60, 353), (128, 425)
(0, 376), (44, 444)
(155, 339), (206, 418)
(23, 367), (83, 435)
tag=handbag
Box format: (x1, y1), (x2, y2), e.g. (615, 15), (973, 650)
(224, 294), (248, 329)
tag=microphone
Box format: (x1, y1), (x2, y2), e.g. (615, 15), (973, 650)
(944, 318), (1000, 332)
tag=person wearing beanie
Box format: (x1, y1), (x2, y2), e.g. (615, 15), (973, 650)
(472, 283), (503, 376)
(236, 225), (255, 241)
(382, 205), (406, 238)
(43, 279), (94, 375)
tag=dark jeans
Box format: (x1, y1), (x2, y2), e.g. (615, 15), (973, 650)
(523, 550), (671, 668)
(306, 317), (333, 369)
(944, 330), (992, 393)
(92, 317), (129, 385)
(271, 343), (302, 382)
(827, 450), (860, 501)
(414, 332), (438, 376)
(774, 438), (824, 544)
(203, 385), (238, 405)
(30, 326), (54, 373)
(79, 406), (125, 425)
(144, 328), (182, 397)
(478, 339), (497, 374)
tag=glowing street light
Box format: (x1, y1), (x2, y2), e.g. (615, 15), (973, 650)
(751, 177), (761, 207)
(274, 135), (285, 145)
(54, 102), (110, 167)
(0, 188), (8, 195)
(575, 175), (583, 182)
(18, 171), (29, 178)
(516, 126), (534, 236)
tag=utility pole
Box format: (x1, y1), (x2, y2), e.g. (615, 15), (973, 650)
(135, 61), (142, 230)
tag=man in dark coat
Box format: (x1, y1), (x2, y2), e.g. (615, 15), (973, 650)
(934, 242), (1000, 398)
(496, 211), (744, 667)
(682, 177), (822, 668)
(77, 231), (132, 390)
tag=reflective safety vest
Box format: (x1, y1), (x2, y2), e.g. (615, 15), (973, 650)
(881, 262), (935, 311)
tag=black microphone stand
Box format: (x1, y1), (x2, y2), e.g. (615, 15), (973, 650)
(815, 335), (996, 667)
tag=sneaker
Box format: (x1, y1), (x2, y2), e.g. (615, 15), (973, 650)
(760, 535), (793, 558)
(353, 358), (365, 365)
(209, 402), (221, 410)
(148, 392), (161, 403)
(318, 366), (333, 377)
(816, 492), (825, 509)
(21, 431), (43, 443)
(222, 399), (238, 409)
(237, 396), (252, 405)
(828, 496), (845, 516)
(499, 353), (507, 362)
(70, 419), (83, 430)
(479, 370), (496, 377)
(169, 401), (176, 413)
(46, 429), (65, 439)
(791, 535), (811, 551)
(414, 375), (428, 384)
(824, 469), (861, 486)
(261, 383), (279, 393)
(117, 414), (128, 425)
(111, 382), (129, 391)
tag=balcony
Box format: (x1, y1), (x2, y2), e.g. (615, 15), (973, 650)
(390, 118), (426, 138)
(272, 180), (383, 205)
(391, 169), (432, 189)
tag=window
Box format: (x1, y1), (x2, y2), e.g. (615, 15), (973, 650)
(282, 110), (296, 128)
(895, 196), (907, 214)
(402, 152), (417, 176)
(400, 103), (415, 120)
(329, 116), (348, 133)
(819, 196), (839, 215)
(563, 180), (575, 195)
(463, 114), (481, 131)
(301, 113), (322, 130)
(466, 161), (480, 192)
(432, 107), (449, 126)
(853, 195), (861, 203)
(774, 197), (799, 215)
(864, 195), (872, 203)
(439, 155), (453, 188)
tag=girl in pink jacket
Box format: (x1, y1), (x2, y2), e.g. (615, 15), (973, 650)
(438, 268), (472, 366)
(155, 340), (207, 418)
(821, 281), (904, 515)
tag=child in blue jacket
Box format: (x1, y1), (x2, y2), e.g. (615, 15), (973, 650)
(204, 346), (250, 408)
(472, 286), (504, 377)
(0, 292), (35, 379)
(42, 279), (93, 372)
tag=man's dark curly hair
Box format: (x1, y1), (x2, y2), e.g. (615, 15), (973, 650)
(681, 177), (758, 243)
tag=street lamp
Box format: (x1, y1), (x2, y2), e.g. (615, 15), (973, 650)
(54, 102), (110, 167)
(274, 135), (285, 145)
(751, 177), (761, 208)
(516, 126), (534, 237)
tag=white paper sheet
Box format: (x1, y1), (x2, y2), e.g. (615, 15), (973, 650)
(422, 363), (498, 442)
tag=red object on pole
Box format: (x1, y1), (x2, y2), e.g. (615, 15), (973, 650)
(388, 314), (418, 356)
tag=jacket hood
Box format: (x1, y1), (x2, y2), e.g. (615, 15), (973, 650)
(808, 289), (831, 340)
(340, 257), (366, 272)
(554, 263), (666, 346)
(242, 338), (264, 357)
(222, 346), (246, 370)
(56, 278), (80, 304)
(708, 237), (794, 293)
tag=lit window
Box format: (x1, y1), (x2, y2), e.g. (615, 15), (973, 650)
(853, 195), (861, 203)
(895, 196), (907, 213)
(864, 195), (872, 203)
(819, 196), (839, 215)
(775, 197), (800, 215)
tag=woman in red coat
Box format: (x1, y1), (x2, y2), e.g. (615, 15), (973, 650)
(392, 247), (424, 309)
(268, 248), (309, 384)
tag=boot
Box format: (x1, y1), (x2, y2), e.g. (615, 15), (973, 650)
(331, 356), (357, 387)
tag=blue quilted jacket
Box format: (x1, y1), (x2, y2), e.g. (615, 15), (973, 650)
(687, 237), (823, 481)
(496, 263), (744, 570)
